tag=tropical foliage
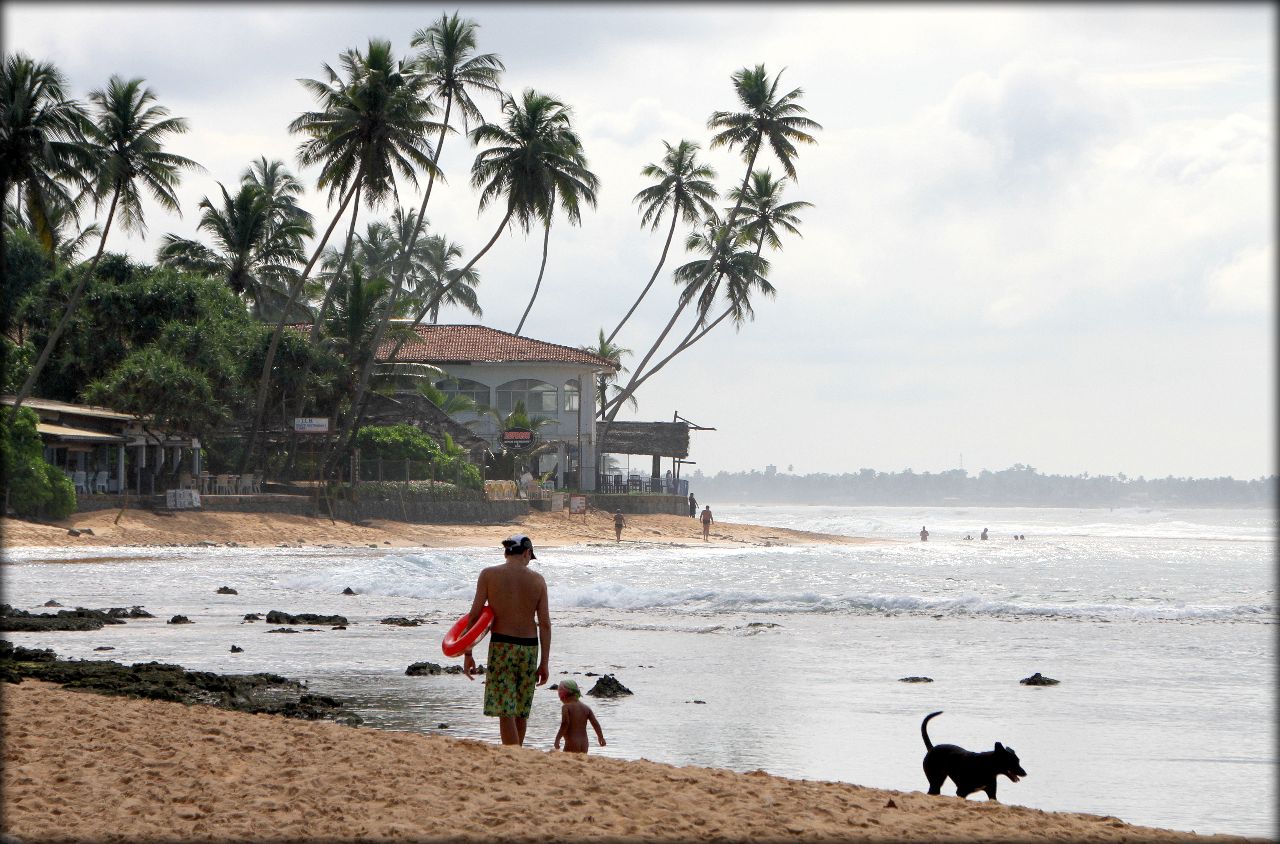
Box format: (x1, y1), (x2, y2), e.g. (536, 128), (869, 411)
(3, 28), (821, 500)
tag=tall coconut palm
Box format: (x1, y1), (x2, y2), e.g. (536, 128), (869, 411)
(9, 75), (199, 415)
(5, 197), (100, 264)
(331, 90), (592, 471)
(607, 140), (717, 344)
(331, 14), (505, 471)
(728, 169), (811, 259)
(579, 328), (632, 420)
(514, 114), (599, 336)
(0, 54), (90, 258)
(243, 39), (439, 472)
(597, 65), (818, 434)
(156, 178), (312, 320)
(416, 233), (482, 324)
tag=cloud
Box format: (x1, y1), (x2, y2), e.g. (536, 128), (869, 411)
(1205, 244), (1275, 314)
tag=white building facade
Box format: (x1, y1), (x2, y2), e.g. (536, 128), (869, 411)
(377, 324), (615, 490)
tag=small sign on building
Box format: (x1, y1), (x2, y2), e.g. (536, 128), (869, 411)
(294, 417), (330, 433)
(501, 427), (535, 450)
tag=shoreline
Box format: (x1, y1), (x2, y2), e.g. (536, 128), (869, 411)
(0, 508), (884, 553)
(3, 679), (1261, 843)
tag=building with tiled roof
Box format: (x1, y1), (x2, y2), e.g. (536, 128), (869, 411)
(354, 323), (616, 490)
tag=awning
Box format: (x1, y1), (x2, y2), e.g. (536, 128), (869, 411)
(36, 422), (127, 444)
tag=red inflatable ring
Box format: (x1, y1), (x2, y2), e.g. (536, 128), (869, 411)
(441, 606), (493, 657)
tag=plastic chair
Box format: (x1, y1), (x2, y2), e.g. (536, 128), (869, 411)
(73, 471), (88, 495)
(214, 474), (233, 495)
(237, 473), (255, 494)
(93, 470), (109, 494)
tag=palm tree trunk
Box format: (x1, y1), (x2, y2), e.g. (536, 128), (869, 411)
(606, 210), (679, 344)
(8, 182), (121, 419)
(591, 146), (762, 478)
(515, 211), (552, 336)
(322, 204), (515, 475)
(239, 170), (363, 474)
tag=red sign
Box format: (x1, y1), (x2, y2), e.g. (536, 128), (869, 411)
(501, 428), (535, 450)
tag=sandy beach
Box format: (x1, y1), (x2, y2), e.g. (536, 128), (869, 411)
(3, 678), (1261, 843)
(0, 508), (878, 551)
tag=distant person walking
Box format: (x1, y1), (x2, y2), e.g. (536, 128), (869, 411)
(613, 509), (626, 542)
(980, 528), (989, 541)
(919, 526), (929, 542)
(700, 505), (714, 541)
(688, 493), (698, 518)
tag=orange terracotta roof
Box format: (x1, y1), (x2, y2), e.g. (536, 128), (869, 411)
(381, 324), (616, 368)
(283, 322), (616, 368)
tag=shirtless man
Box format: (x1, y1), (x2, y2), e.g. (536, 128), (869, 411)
(461, 534), (550, 746)
(613, 509), (626, 542)
(700, 505), (714, 541)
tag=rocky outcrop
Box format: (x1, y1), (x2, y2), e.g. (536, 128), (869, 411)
(167, 615), (193, 625)
(1020, 672), (1059, 686)
(216, 586), (238, 595)
(406, 662), (443, 676)
(265, 610), (348, 626)
(0, 642), (360, 724)
(587, 674), (632, 698)
(899, 676), (934, 683)
(342, 587), (357, 595)
(0, 604), (126, 632)
(230, 646), (244, 653)
(381, 617), (420, 627)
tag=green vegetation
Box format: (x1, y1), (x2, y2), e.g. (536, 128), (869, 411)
(354, 424), (481, 490)
(3, 21), (820, 498)
(1, 407), (76, 518)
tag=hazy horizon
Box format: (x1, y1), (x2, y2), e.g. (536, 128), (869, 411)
(6, 2), (1274, 480)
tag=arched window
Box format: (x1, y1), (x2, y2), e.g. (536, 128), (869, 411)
(435, 377), (490, 408)
(563, 379), (580, 413)
(496, 378), (557, 415)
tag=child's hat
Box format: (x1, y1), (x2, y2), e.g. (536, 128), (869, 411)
(558, 678), (581, 699)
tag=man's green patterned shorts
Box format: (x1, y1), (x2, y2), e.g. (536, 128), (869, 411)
(483, 639), (538, 718)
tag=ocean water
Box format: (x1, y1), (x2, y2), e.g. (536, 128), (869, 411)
(2, 505), (1275, 839)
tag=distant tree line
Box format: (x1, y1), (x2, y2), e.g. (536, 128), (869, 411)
(688, 464), (1277, 508)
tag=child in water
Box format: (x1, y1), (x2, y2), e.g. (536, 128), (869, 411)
(553, 679), (606, 753)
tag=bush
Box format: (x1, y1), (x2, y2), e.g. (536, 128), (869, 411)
(1, 406), (77, 519)
(354, 425), (482, 491)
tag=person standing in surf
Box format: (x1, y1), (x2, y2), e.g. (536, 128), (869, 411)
(460, 534), (551, 746)
(613, 508), (627, 542)
(701, 505), (714, 541)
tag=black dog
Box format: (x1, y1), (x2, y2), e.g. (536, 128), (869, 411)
(921, 711), (1026, 800)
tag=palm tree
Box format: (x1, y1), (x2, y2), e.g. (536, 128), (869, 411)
(156, 178), (312, 319)
(596, 65), (818, 434)
(0, 54), (89, 258)
(416, 233), (482, 324)
(5, 197), (101, 264)
(728, 169), (811, 259)
(505, 94), (598, 335)
(325, 13), (503, 474)
(9, 75), (200, 415)
(331, 89), (594, 472)
(608, 140), (717, 344)
(579, 328), (631, 420)
(243, 38), (439, 472)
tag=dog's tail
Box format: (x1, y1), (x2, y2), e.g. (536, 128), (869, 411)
(922, 710), (943, 750)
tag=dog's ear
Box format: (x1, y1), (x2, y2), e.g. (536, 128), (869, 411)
(995, 742), (1005, 752)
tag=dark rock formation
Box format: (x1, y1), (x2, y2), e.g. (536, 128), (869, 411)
(243, 613), (262, 622)
(381, 617), (421, 627)
(94, 647), (115, 652)
(1020, 672), (1060, 686)
(899, 676), (934, 683)
(342, 587), (356, 595)
(406, 662), (443, 676)
(1, 604), (128, 632)
(230, 646), (244, 653)
(442, 665), (484, 675)
(105, 606), (153, 619)
(267, 628), (299, 633)
(43, 600), (63, 607)
(265, 610), (347, 626)
(167, 615), (193, 625)
(587, 674), (632, 698)
(216, 586), (238, 595)
(0, 643), (360, 724)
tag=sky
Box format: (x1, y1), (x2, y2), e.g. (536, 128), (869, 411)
(6, 2), (1275, 480)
